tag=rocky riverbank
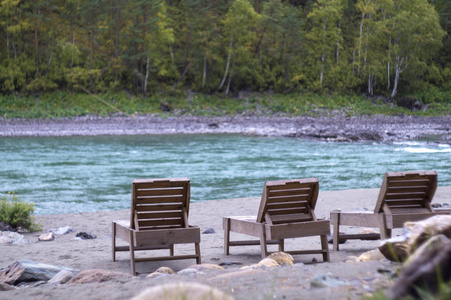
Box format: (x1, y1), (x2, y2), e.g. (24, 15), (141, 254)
(1, 114), (450, 142)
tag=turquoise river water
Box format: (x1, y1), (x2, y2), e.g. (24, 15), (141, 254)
(1, 134), (450, 215)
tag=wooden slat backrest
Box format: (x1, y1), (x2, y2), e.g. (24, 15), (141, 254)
(256, 178), (319, 224)
(130, 178), (190, 230)
(374, 171), (437, 214)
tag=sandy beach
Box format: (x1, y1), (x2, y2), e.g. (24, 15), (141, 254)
(1, 186), (450, 300)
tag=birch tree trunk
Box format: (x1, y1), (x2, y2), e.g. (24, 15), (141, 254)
(387, 37), (391, 90)
(202, 55), (207, 89)
(358, 11), (365, 75)
(320, 22), (326, 85)
(225, 59), (235, 95)
(218, 36), (233, 91)
(391, 55), (404, 98)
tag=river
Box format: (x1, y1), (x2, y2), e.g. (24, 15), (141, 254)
(1, 134), (450, 215)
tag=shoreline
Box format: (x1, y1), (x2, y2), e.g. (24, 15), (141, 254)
(1, 187), (450, 299)
(1, 114), (450, 142)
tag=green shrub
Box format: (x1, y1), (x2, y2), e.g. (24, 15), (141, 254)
(0, 192), (42, 232)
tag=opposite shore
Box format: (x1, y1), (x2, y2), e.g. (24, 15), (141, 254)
(1, 114), (451, 143)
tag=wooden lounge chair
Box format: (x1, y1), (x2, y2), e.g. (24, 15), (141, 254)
(112, 178), (201, 275)
(223, 178), (330, 261)
(330, 171), (444, 251)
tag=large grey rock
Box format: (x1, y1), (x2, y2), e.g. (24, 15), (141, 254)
(0, 231), (28, 245)
(0, 260), (78, 285)
(379, 215), (451, 261)
(387, 238), (451, 299)
(132, 282), (234, 300)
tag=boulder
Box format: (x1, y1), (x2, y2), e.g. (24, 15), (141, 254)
(67, 269), (132, 284)
(0, 260), (78, 285)
(38, 232), (55, 241)
(387, 238), (451, 299)
(48, 226), (74, 235)
(0, 222), (15, 232)
(48, 269), (78, 284)
(267, 252), (294, 266)
(75, 231), (97, 240)
(257, 258), (279, 268)
(396, 97), (423, 111)
(0, 231), (28, 245)
(0, 282), (16, 291)
(378, 236), (410, 262)
(132, 282), (234, 300)
(379, 215), (451, 261)
(146, 267), (175, 279)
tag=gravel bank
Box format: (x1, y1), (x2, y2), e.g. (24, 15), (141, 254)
(1, 115), (450, 142)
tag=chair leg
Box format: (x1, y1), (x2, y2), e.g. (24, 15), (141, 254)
(195, 242), (201, 264)
(320, 235), (330, 262)
(331, 212), (340, 251)
(259, 224), (268, 259)
(129, 231), (136, 276)
(278, 239), (284, 252)
(224, 218), (230, 255)
(112, 222), (116, 262)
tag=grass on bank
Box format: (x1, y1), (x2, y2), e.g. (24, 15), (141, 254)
(0, 89), (450, 119)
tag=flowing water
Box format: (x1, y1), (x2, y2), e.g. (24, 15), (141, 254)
(1, 134), (450, 215)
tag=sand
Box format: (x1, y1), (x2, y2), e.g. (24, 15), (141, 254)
(1, 186), (450, 300)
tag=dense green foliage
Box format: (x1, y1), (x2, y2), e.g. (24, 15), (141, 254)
(0, 0), (450, 99)
(0, 193), (42, 232)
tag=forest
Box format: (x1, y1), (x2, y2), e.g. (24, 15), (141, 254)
(0, 0), (450, 100)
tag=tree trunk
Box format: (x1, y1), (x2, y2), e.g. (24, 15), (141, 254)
(225, 59), (235, 95)
(172, 62), (191, 89)
(391, 55), (403, 98)
(358, 12), (365, 75)
(144, 56), (150, 93)
(387, 37), (391, 90)
(90, 31), (94, 92)
(218, 36), (233, 91)
(320, 22), (326, 85)
(336, 22), (340, 64)
(202, 54), (207, 89)
(34, 0), (40, 73)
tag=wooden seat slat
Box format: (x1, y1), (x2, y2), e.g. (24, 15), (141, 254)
(136, 188), (184, 197)
(385, 199), (425, 206)
(135, 204), (183, 212)
(137, 211), (182, 219)
(138, 218), (183, 227)
(389, 207), (431, 214)
(267, 201), (308, 210)
(135, 196), (184, 204)
(267, 195), (309, 203)
(270, 213), (314, 224)
(268, 188), (312, 197)
(385, 192), (426, 200)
